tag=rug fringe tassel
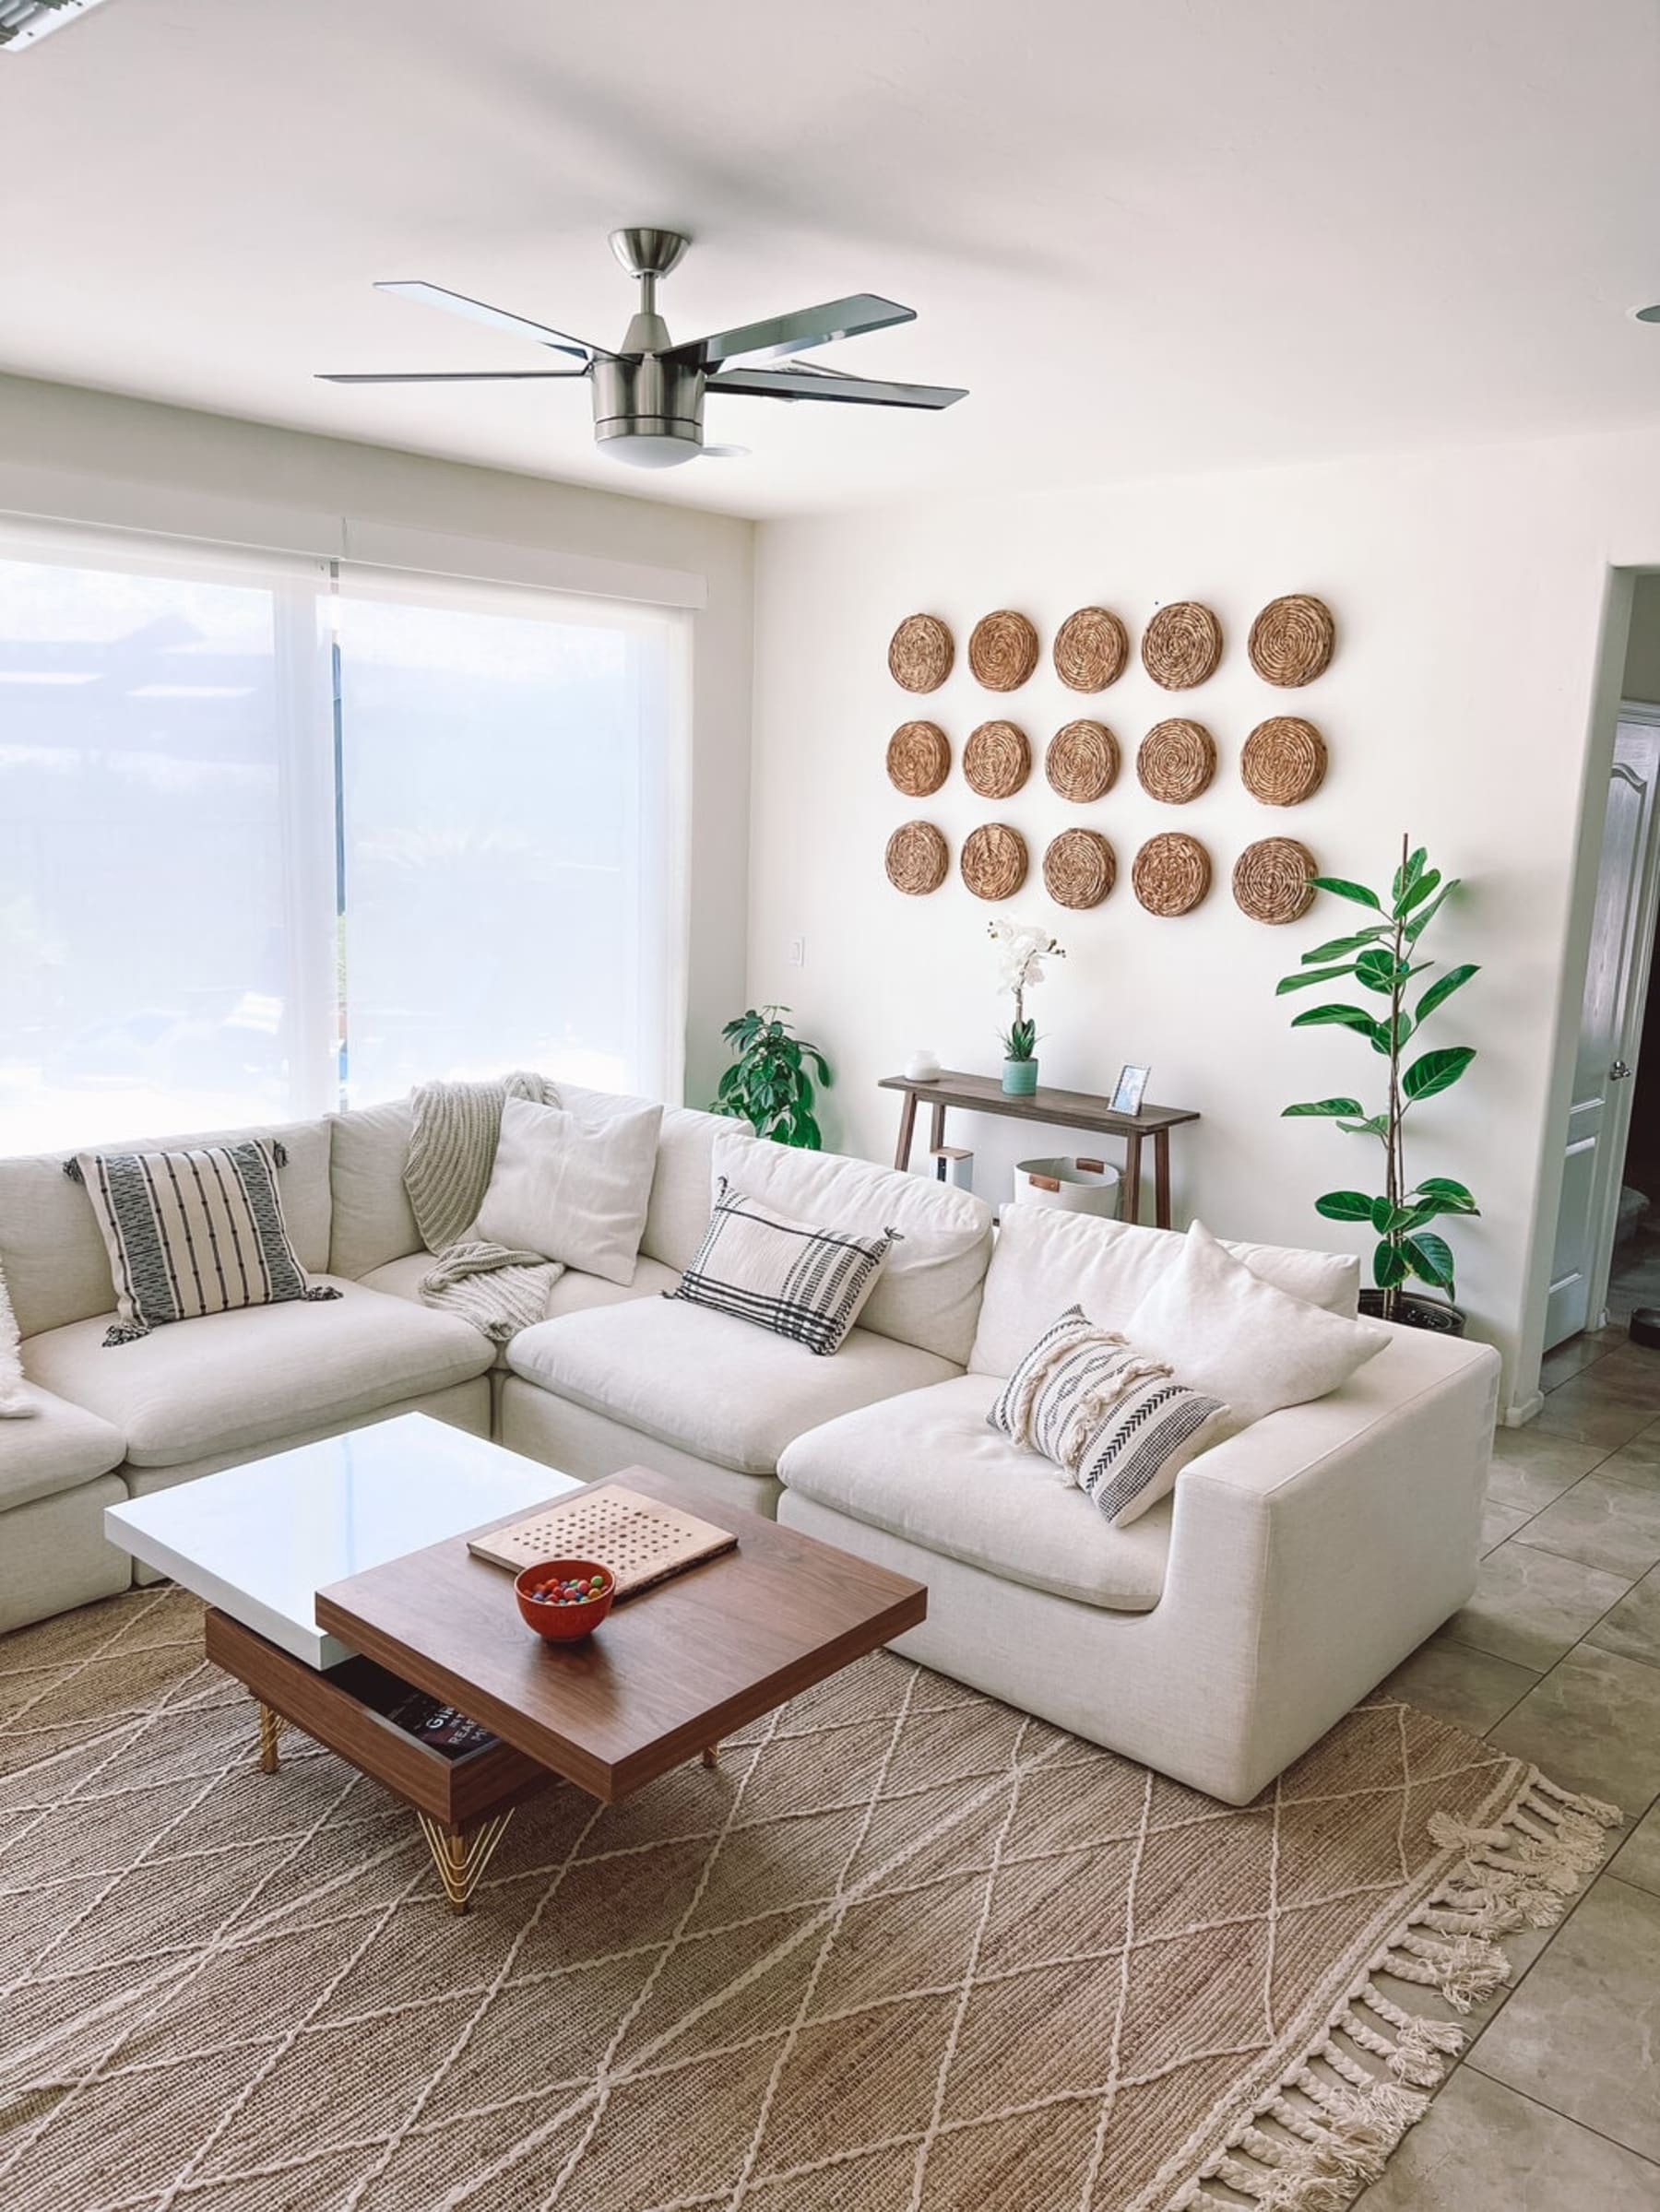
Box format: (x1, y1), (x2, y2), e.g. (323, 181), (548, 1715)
(1169, 1772), (1619, 2212)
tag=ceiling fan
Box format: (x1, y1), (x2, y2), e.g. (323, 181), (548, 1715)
(318, 227), (967, 469)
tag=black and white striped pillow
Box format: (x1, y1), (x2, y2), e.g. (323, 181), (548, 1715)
(69, 1139), (340, 1347)
(990, 1304), (1229, 1527)
(669, 1177), (896, 1356)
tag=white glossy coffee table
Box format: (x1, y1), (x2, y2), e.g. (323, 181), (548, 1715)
(105, 1413), (581, 1668)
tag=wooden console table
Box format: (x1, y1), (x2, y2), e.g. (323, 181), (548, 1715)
(879, 1070), (1200, 1228)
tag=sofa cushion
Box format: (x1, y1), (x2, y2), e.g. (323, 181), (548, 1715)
(710, 1129), (994, 1366)
(0, 1118), (332, 1340)
(642, 1105), (730, 1272)
(505, 1295), (958, 1477)
(21, 1277), (493, 1470)
(0, 1385), (126, 1510)
(328, 1099), (421, 1278)
(968, 1203), (1361, 1378)
(777, 1375), (1170, 1613)
(476, 1094), (662, 1284)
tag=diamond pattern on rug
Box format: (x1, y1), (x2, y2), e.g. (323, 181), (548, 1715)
(0, 1590), (1580, 2212)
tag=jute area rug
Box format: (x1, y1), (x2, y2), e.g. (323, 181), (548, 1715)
(0, 1589), (1617, 2212)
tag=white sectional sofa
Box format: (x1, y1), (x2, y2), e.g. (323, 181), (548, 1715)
(0, 1084), (1500, 1804)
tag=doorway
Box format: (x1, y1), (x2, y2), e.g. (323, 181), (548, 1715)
(1544, 580), (1660, 1351)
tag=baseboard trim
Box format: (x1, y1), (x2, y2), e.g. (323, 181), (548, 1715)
(1502, 1390), (1546, 1427)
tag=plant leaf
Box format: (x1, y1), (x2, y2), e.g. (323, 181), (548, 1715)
(1353, 947), (1403, 994)
(1402, 1045), (1476, 1102)
(1392, 846), (1428, 902)
(1403, 878), (1460, 942)
(1300, 928), (1393, 963)
(1275, 964), (1359, 995)
(1373, 1242), (1409, 1288)
(1281, 1097), (1366, 1118)
(1370, 1198), (1417, 1234)
(1314, 1190), (1377, 1222)
(1290, 1004), (1389, 1045)
(1404, 1231), (1456, 1289)
(1306, 875), (1382, 912)
(1417, 1176), (1477, 1205)
(1337, 1115), (1391, 1137)
(1415, 963), (1478, 1023)
(1393, 867), (1441, 919)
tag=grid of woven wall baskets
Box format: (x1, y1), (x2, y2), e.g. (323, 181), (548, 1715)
(883, 593), (1335, 921)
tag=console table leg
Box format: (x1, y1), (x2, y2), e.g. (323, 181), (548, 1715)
(417, 1809), (515, 1916)
(255, 1700), (286, 1774)
(702, 1744), (719, 1769)
(928, 1100), (947, 1153)
(1121, 1133), (1144, 1224)
(894, 1091), (919, 1170)
(1154, 1131), (1172, 1228)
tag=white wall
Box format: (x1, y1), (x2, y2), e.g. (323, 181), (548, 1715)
(0, 373), (754, 1108)
(1624, 572), (1660, 703)
(749, 426), (1660, 1409)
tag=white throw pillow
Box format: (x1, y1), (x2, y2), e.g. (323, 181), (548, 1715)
(0, 1259), (32, 1417)
(475, 1094), (662, 1286)
(990, 1305), (1230, 1526)
(1124, 1219), (1391, 1438)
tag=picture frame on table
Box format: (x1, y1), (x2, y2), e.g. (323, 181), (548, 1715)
(1110, 1063), (1150, 1118)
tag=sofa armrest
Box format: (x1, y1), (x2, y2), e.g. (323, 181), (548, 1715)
(1157, 1326), (1501, 1797)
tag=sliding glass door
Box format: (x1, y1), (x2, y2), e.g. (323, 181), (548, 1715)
(0, 526), (689, 1153)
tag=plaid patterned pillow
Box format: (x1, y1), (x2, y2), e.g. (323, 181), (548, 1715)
(669, 1177), (897, 1356)
(69, 1139), (340, 1347)
(990, 1303), (1229, 1527)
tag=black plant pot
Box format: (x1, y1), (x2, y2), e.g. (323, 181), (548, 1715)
(1358, 1288), (1466, 1336)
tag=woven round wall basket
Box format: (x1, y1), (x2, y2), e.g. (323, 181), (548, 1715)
(887, 613), (954, 694)
(1052, 606), (1129, 692)
(964, 719), (1031, 798)
(1043, 828), (1116, 910)
(1137, 718), (1216, 804)
(960, 822), (1028, 902)
(1132, 832), (1211, 917)
(1233, 835), (1318, 924)
(1248, 595), (1334, 687)
(967, 609), (1039, 692)
(1141, 601), (1223, 690)
(884, 820), (949, 896)
(1046, 719), (1119, 803)
(1241, 716), (1326, 806)
(885, 720), (951, 798)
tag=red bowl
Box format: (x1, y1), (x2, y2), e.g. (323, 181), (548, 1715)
(515, 1558), (615, 1641)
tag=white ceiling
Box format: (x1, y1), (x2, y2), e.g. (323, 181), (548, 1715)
(5, 0), (1660, 521)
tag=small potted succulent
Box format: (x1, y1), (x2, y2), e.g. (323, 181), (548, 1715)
(990, 918), (1065, 1096)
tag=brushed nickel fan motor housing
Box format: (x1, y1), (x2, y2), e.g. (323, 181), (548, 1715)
(590, 355), (707, 458)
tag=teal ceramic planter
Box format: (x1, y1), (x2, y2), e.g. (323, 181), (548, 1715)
(1002, 1058), (1038, 1096)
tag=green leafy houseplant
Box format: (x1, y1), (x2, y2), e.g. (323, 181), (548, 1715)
(1277, 837), (1479, 1323)
(710, 1006), (830, 1147)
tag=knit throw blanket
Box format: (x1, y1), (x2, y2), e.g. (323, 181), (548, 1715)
(404, 1071), (563, 1341)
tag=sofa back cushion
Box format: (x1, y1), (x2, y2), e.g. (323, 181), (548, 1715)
(0, 1117), (332, 1340)
(327, 1100), (421, 1278)
(968, 1203), (1361, 1378)
(643, 1105), (730, 1272)
(710, 1129), (994, 1366)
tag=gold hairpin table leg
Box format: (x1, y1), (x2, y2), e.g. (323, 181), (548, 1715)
(702, 1744), (719, 1769)
(416, 1810), (515, 1915)
(256, 1701), (287, 1773)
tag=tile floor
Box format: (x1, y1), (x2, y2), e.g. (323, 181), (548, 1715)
(1357, 1323), (1660, 2206)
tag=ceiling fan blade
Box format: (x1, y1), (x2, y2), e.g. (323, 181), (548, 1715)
(699, 444), (750, 459)
(374, 281), (614, 361)
(317, 370), (589, 384)
(708, 366), (966, 409)
(665, 294), (915, 368)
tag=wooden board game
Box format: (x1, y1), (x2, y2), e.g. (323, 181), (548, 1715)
(466, 1484), (737, 1598)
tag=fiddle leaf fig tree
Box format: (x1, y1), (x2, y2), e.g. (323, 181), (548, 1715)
(710, 1005), (830, 1148)
(1277, 837), (1479, 1319)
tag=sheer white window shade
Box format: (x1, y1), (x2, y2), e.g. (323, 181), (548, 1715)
(330, 568), (690, 1109)
(0, 527), (335, 1152)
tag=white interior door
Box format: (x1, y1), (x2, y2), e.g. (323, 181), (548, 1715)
(1547, 718), (1660, 1347)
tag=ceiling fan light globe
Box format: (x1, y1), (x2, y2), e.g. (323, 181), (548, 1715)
(601, 430), (701, 468)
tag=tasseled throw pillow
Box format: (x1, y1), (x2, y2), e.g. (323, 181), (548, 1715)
(67, 1139), (341, 1347)
(669, 1177), (896, 1356)
(0, 1258), (31, 1416)
(990, 1304), (1229, 1526)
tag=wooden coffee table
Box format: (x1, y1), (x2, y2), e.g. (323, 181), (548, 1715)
(108, 1419), (926, 1912)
